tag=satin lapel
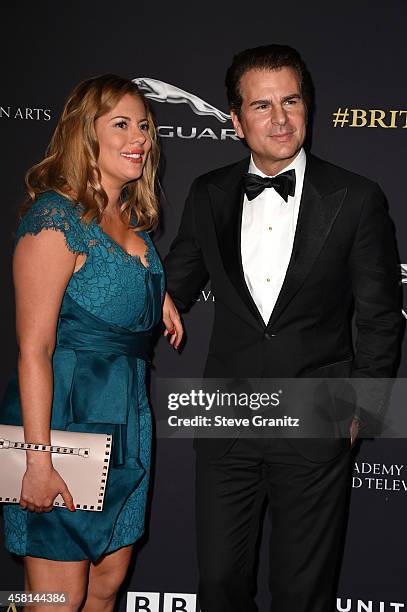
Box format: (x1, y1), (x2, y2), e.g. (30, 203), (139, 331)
(208, 158), (264, 327)
(268, 162), (347, 328)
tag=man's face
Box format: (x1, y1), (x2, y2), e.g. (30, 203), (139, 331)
(231, 66), (306, 175)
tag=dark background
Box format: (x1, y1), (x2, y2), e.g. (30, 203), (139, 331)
(1, 1), (406, 610)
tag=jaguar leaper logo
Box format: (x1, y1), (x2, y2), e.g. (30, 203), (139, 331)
(133, 77), (231, 123)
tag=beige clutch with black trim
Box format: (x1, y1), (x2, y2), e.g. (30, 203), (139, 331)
(0, 425), (112, 511)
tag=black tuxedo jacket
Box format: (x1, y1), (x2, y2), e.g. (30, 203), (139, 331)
(164, 154), (403, 460)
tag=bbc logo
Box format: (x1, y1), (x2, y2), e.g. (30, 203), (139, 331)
(127, 592), (198, 612)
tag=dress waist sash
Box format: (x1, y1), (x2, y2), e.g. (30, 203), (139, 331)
(57, 293), (153, 361)
(53, 295), (154, 454)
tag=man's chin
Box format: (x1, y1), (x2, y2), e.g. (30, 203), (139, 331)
(256, 147), (301, 168)
(268, 142), (301, 158)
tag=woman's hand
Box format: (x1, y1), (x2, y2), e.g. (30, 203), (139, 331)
(20, 463), (75, 513)
(162, 291), (183, 349)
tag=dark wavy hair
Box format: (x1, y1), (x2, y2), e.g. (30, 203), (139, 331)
(22, 74), (160, 231)
(225, 44), (314, 119)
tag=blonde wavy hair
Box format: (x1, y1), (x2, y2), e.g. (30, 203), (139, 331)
(22, 74), (160, 231)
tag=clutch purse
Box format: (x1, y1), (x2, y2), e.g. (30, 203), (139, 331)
(0, 425), (112, 512)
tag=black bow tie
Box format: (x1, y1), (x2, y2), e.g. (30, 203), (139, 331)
(243, 169), (296, 202)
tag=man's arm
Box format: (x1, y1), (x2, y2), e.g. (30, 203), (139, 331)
(350, 183), (403, 376)
(349, 183), (404, 426)
(164, 179), (209, 310)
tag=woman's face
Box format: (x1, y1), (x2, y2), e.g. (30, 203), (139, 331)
(95, 93), (152, 193)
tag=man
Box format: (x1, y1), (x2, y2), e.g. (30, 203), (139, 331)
(163, 45), (402, 612)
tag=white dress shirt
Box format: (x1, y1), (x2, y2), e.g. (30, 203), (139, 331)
(241, 148), (306, 324)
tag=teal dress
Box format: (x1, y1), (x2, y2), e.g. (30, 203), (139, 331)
(1, 191), (165, 562)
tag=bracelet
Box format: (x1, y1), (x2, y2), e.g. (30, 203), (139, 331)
(0, 438), (89, 458)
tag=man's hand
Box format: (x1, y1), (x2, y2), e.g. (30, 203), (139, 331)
(350, 417), (360, 447)
(163, 291), (183, 349)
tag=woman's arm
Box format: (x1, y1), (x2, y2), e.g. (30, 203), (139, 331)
(13, 228), (78, 513)
(162, 291), (183, 349)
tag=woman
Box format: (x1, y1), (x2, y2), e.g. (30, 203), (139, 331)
(1, 74), (182, 611)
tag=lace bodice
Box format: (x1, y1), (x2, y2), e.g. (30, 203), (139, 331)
(15, 192), (165, 329)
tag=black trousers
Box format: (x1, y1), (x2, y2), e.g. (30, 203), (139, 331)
(196, 438), (353, 612)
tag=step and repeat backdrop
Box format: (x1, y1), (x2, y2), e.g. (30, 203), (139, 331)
(0, 1), (406, 610)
